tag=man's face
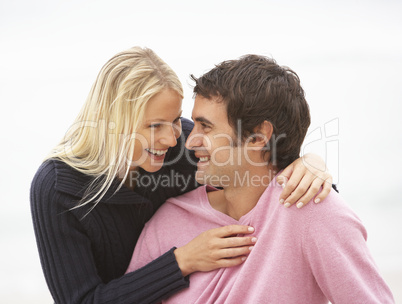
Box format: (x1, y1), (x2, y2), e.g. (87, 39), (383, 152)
(185, 95), (245, 187)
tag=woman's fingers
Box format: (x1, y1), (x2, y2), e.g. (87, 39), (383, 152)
(291, 176), (325, 208)
(175, 225), (257, 276)
(215, 256), (249, 269)
(218, 244), (255, 259)
(277, 153), (334, 208)
(221, 235), (257, 248)
(279, 167), (306, 206)
(276, 163), (294, 201)
(213, 225), (255, 238)
(213, 228), (257, 259)
(282, 174), (314, 207)
(313, 176), (333, 204)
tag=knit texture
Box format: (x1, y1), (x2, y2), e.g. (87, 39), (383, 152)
(30, 118), (198, 304)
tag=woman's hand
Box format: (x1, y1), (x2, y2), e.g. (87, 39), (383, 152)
(174, 225), (256, 277)
(276, 153), (333, 208)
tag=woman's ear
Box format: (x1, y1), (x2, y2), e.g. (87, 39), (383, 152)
(248, 120), (273, 150)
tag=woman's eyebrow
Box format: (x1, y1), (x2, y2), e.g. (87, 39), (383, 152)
(145, 111), (183, 123)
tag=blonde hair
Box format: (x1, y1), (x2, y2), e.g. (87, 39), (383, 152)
(47, 47), (183, 207)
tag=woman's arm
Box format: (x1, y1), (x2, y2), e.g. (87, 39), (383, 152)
(173, 225), (255, 276)
(127, 224), (256, 278)
(31, 161), (256, 304)
(30, 162), (188, 304)
(277, 153), (333, 208)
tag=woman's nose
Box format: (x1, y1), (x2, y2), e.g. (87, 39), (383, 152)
(160, 125), (178, 147)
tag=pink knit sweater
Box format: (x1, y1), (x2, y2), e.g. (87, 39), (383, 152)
(127, 183), (394, 303)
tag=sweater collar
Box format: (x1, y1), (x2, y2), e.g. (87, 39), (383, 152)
(53, 160), (152, 205)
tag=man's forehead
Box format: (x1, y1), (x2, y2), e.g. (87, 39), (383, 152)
(192, 95), (234, 133)
(192, 95), (226, 115)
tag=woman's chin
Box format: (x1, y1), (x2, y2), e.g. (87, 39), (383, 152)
(140, 162), (164, 173)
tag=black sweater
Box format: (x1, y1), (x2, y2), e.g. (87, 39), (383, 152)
(30, 119), (199, 304)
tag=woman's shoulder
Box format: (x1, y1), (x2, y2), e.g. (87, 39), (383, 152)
(180, 117), (194, 137)
(30, 159), (95, 223)
(31, 159), (57, 191)
(31, 159), (90, 201)
(30, 160), (60, 214)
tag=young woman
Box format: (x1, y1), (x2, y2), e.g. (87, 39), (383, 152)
(30, 47), (333, 303)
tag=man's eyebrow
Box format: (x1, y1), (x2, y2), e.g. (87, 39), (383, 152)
(192, 116), (213, 126)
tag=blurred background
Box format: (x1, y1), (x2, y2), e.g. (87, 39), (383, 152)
(1, 0), (401, 302)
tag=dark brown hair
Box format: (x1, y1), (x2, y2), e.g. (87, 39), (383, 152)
(191, 54), (311, 169)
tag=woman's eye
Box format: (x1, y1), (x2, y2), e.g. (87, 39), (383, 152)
(150, 123), (162, 129)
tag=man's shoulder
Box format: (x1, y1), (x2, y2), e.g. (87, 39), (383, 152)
(142, 186), (208, 243)
(264, 187), (363, 231)
(301, 190), (366, 237)
(164, 185), (205, 210)
(149, 186), (206, 222)
(308, 190), (359, 219)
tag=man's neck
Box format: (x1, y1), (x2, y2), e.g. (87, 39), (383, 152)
(208, 165), (277, 220)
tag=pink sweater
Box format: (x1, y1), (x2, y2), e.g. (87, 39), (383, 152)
(127, 183), (394, 303)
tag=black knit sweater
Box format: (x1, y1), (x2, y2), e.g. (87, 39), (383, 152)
(30, 119), (199, 304)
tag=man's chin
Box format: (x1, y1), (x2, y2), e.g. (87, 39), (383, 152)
(195, 170), (208, 185)
(195, 173), (224, 188)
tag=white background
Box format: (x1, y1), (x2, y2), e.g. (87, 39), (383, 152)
(1, 0), (401, 302)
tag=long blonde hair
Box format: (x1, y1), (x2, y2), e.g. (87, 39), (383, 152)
(47, 47), (183, 206)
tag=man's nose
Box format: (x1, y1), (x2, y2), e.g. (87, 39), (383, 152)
(185, 130), (204, 150)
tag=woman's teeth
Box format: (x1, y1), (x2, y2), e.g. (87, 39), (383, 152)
(146, 148), (168, 156)
(199, 157), (209, 162)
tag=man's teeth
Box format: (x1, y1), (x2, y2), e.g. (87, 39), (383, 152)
(147, 148), (168, 156)
(199, 157), (209, 162)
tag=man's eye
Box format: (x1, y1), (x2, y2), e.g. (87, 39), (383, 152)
(173, 117), (181, 124)
(201, 122), (210, 129)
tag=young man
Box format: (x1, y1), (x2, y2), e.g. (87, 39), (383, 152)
(126, 55), (394, 303)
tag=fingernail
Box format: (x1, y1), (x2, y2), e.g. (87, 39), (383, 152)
(296, 202), (304, 209)
(279, 199), (284, 204)
(249, 246), (254, 251)
(241, 257), (247, 261)
(248, 227), (255, 232)
(284, 202), (291, 208)
(251, 237), (257, 243)
(314, 198), (320, 204)
(281, 183), (286, 189)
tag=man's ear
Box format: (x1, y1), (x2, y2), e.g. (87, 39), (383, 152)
(248, 121), (273, 150)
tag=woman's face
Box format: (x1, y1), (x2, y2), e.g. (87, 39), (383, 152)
(129, 88), (183, 173)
